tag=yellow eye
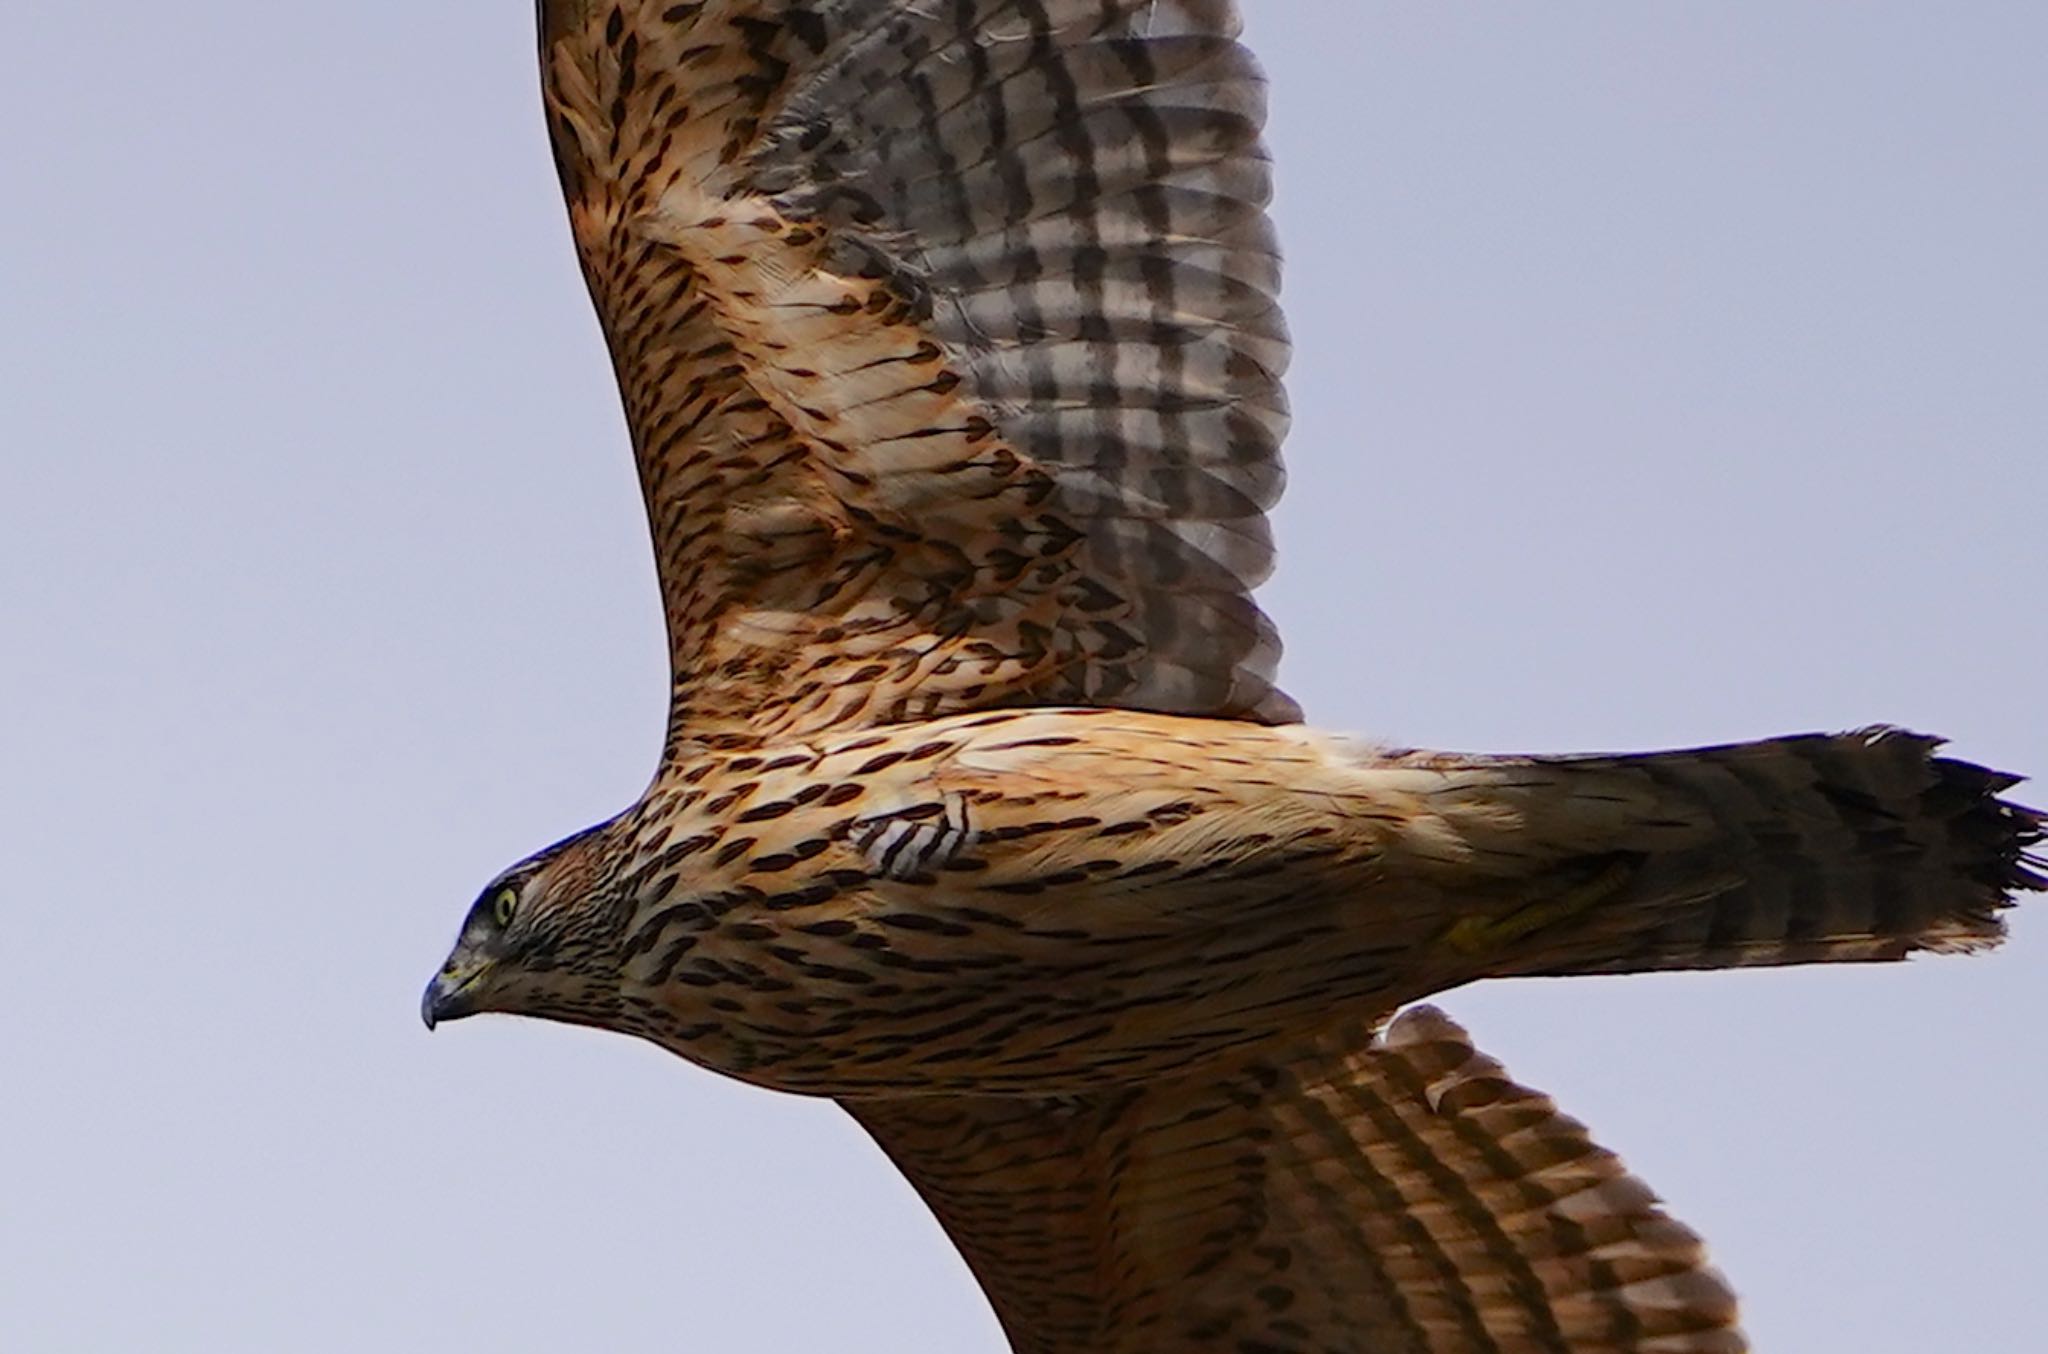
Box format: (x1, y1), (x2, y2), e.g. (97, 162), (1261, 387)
(491, 887), (518, 928)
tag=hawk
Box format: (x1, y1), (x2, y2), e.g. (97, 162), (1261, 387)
(422, 4), (2039, 1350)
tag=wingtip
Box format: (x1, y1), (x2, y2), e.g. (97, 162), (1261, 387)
(1371, 1004), (1751, 1352)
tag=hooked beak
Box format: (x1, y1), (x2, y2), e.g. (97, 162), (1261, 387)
(420, 961), (491, 1030)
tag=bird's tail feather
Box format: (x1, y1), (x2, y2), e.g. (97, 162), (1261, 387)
(1378, 729), (2043, 981)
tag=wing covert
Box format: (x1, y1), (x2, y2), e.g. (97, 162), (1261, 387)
(849, 1007), (1745, 1354)
(538, 0), (1294, 744)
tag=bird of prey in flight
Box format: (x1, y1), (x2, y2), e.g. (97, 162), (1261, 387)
(423, 4), (2040, 1349)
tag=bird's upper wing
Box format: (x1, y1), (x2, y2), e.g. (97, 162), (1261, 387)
(847, 1007), (1745, 1354)
(538, 0), (1293, 743)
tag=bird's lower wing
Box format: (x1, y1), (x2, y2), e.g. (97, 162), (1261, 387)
(847, 1006), (1743, 1354)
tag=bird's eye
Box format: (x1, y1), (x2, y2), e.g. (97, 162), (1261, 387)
(492, 887), (518, 928)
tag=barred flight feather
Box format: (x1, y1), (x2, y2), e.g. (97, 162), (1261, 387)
(851, 1006), (1746, 1354)
(540, 0), (1292, 743)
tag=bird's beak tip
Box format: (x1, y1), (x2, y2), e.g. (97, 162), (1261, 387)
(421, 964), (483, 1031)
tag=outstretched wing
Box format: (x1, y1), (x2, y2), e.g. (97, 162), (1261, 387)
(848, 1007), (1744, 1354)
(538, 0), (1293, 744)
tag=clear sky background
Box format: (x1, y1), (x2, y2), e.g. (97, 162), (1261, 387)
(4, 3), (2042, 1350)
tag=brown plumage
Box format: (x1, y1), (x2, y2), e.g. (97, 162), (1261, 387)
(420, 4), (2041, 1351)
(854, 1007), (1744, 1354)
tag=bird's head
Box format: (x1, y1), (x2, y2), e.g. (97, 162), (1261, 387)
(421, 821), (630, 1033)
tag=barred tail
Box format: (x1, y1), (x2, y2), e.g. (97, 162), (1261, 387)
(1386, 729), (2044, 981)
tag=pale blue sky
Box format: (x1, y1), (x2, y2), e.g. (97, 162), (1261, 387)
(4, 4), (2042, 1350)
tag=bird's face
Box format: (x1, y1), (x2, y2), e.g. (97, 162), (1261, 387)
(421, 825), (628, 1034)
